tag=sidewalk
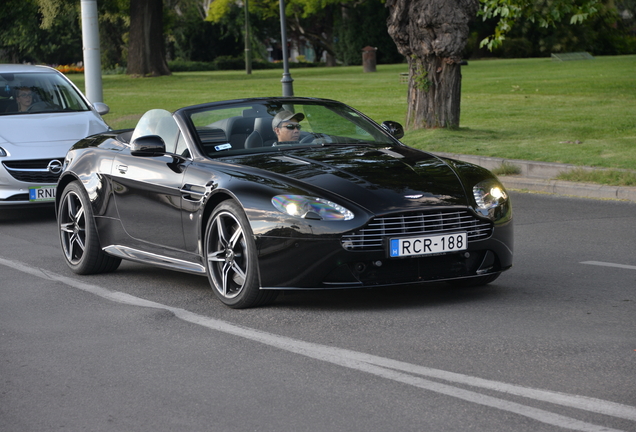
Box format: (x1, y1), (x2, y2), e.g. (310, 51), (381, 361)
(434, 152), (636, 203)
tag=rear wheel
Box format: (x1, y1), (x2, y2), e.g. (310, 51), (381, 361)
(205, 201), (277, 308)
(58, 182), (121, 274)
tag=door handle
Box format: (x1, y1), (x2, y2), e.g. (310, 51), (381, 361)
(117, 164), (128, 174)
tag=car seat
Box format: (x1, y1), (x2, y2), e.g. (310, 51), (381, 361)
(245, 116), (278, 148)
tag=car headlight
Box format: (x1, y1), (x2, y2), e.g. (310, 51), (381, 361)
(473, 179), (509, 219)
(272, 195), (354, 221)
(0, 147), (7, 157)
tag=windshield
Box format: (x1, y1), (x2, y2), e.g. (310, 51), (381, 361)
(0, 71), (90, 115)
(184, 100), (397, 157)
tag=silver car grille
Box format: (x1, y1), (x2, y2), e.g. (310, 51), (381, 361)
(341, 209), (493, 251)
(2, 159), (63, 183)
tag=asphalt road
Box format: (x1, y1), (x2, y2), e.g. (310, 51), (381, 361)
(1, 192), (635, 432)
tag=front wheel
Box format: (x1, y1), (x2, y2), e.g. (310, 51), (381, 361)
(57, 181), (121, 274)
(204, 201), (277, 308)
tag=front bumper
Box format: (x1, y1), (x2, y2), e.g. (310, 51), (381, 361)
(255, 220), (513, 289)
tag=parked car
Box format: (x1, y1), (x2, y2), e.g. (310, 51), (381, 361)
(55, 97), (513, 308)
(0, 64), (110, 206)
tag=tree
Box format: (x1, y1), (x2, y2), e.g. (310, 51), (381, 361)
(387, 0), (478, 130)
(206, 0), (363, 66)
(0, 0), (49, 63)
(478, 0), (600, 51)
(387, 0), (601, 130)
(127, 0), (171, 76)
(333, 0), (403, 66)
(0, 0), (83, 64)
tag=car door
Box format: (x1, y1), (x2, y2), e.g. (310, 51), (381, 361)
(111, 151), (188, 250)
(110, 110), (188, 251)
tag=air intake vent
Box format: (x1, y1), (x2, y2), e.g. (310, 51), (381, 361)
(3, 159), (63, 183)
(341, 209), (492, 251)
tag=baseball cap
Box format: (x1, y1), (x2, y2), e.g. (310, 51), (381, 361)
(272, 110), (305, 130)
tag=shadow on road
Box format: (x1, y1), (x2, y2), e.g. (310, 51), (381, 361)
(273, 282), (508, 311)
(0, 205), (56, 223)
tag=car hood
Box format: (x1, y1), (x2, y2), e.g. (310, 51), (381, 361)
(0, 111), (108, 146)
(225, 145), (470, 213)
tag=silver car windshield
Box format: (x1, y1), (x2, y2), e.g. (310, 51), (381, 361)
(185, 101), (397, 157)
(0, 71), (90, 115)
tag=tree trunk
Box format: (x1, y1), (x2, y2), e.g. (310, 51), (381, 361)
(386, 0), (478, 129)
(406, 55), (462, 129)
(128, 0), (171, 77)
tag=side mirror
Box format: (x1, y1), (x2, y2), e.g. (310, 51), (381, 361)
(93, 102), (110, 116)
(381, 121), (404, 139)
(131, 135), (166, 157)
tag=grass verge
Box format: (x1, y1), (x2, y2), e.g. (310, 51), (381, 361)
(68, 55), (636, 180)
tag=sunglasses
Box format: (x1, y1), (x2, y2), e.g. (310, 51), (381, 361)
(281, 123), (302, 130)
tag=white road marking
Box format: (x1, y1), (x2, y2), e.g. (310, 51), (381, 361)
(581, 261), (636, 271)
(2, 256), (635, 432)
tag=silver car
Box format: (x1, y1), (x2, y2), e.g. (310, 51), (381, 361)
(0, 64), (110, 206)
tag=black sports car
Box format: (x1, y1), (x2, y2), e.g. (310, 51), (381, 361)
(55, 97), (513, 308)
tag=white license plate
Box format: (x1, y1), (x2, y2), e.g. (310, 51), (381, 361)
(29, 185), (56, 202)
(389, 233), (467, 257)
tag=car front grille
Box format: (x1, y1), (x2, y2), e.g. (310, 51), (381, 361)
(2, 158), (63, 183)
(341, 209), (493, 251)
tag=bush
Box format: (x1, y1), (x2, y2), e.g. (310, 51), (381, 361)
(168, 57), (327, 72)
(500, 38), (535, 58)
(168, 60), (217, 72)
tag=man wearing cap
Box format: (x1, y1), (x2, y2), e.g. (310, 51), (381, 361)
(272, 110), (305, 144)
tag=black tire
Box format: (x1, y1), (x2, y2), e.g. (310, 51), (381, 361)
(446, 272), (501, 288)
(204, 201), (277, 308)
(58, 182), (121, 274)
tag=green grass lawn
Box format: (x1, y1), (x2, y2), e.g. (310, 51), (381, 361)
(68, 55), (636, 176)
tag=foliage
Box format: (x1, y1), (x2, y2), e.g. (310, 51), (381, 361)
(478, 0), (601, 50)
(168, 0), (247, 63)
(0, 0), (83, 64)
(491, 161), (522, 176)
(333, 0), (403, 66)
(167, 57), (324, 71)
(476, 1), (636, 57)
(56, 64), (84, 73)
(206, 0), (401, 65)
(1, 0), (632, 68)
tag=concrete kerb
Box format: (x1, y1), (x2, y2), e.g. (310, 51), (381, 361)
(433, 152), (636, 203)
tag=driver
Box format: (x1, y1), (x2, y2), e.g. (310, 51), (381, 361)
(272, 110), (304, 144)
(15, 87), (34, 112)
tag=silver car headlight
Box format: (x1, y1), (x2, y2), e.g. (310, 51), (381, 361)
(272, 195), (354, 221)
(473, 179), (509, 219)
(0, 147), (7, 157)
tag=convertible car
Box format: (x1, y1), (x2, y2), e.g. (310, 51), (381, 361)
(55, 97), (513, 308)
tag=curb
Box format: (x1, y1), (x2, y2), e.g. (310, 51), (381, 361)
(433, 152), (636, 203)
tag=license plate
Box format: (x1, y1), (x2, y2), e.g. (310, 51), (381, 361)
(29, 185), (56, 202)
(389, 233), (467, 257)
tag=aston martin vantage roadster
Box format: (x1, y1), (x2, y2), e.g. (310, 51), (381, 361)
(55, 97), (513, 308)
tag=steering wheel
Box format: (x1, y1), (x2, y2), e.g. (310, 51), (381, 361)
(300, 134), (316, 144)
(27, 101), (59, 113)
(301, 133), (332, 144)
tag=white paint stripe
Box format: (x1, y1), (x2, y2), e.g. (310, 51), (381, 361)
(581, 261), (636, 271)
(2, 256), (635, 431)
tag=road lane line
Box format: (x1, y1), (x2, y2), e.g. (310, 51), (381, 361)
(2, 256), (635, 431)
(581, 261), (636, 271)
